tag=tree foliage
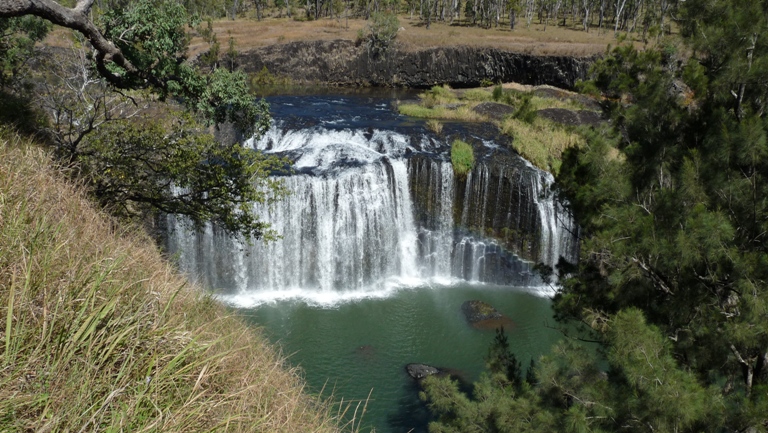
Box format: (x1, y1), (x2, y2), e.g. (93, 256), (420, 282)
(0, 0), (283, 240)
(0, 15), (50, 88)
(423, 0), (768, 430)
(82, 116), (287, 239)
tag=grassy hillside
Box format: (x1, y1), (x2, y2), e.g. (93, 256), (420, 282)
(0, 128), (351, 432)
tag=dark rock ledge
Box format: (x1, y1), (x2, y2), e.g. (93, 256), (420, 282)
(237, 40), (596, 89)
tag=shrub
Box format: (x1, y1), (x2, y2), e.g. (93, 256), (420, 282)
(451, 139), (475, 177)
(365, 12), (399, 55)
(422, 84), (453, 108)
(492, 84), (504, 101)
(426, 119), (443, 134)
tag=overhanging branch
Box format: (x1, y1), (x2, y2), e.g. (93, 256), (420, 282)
(1, 0), (139, 87)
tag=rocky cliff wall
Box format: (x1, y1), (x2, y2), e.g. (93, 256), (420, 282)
(237, 40), (595, 89)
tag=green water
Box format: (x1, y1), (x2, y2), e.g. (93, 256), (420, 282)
(239, 284), (561, 433)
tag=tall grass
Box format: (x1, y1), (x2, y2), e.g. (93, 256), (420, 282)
(0, 128), (350, 432)
(500, 117), (585, 174)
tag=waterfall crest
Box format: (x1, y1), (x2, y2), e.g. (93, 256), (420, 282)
(166, 98), (578, 306)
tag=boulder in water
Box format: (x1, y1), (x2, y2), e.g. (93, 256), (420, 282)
(461, 300), (514, 330)
(406, 363), (441, 380)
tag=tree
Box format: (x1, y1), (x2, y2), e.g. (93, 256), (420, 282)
(364, 11), (399, 55)
(423, 0), (768, 430)
(485, 326), (523, 388)
(555, 0), (768, 427)
(1, 0), (283, 240)
(0, 0), (262, 136)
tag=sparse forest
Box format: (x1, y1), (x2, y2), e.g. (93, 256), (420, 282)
(144, 0), (683, 39)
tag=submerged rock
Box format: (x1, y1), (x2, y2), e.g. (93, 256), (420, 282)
(461, 300), (514, 330)
(355, 344), (376, 360)
(406, 363), (441, 380)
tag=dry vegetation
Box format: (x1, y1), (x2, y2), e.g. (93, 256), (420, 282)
(0, 128), (355, 432)
(186, 15), (616, 57)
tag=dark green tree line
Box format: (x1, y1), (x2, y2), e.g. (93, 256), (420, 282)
(422, 0), (768, 431)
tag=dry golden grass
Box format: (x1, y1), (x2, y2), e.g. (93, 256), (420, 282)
(0, 128), (350, 432)
(188, 14), (617, 57)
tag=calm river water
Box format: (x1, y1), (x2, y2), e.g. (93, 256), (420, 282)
(240, 284), (560, 433)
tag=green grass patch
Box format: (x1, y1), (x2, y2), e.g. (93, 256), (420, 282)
(426, 119), (443, 134)
(460, 88), (493, 102)
(500, 117), (586, 174)
(451, 139), (475, 176)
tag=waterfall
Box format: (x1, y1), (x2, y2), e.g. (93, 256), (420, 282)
(166, 103), (579, 305)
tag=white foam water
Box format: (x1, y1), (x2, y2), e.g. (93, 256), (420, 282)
(167, 122), (577, 307)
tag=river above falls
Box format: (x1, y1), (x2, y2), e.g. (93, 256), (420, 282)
(165, 91), (576, 432)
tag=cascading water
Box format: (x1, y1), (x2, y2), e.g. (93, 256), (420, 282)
(165, 95), (578, 306)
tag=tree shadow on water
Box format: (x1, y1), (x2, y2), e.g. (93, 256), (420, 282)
(386, 369), (475, 433)
(386, 380), (433, 433)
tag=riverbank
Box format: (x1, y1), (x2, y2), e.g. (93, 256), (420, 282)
(397, 84), (602, 173)
(0, 128), (349, 432)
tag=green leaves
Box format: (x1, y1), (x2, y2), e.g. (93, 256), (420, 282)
(98, 0), (267, 136)
(0, 16), (51, 87)
(80, 116), (287, 240)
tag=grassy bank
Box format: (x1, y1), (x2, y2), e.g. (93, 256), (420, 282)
(398, 84), (589, 173)
(0, 128), (351, 432)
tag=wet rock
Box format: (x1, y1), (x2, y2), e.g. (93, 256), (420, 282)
(536, 108), (605, 127)
(461, 300), (515, 330)
(472, 101), (516, 120)
(462, 300), (503, 322)
(406, 363), (441, 380)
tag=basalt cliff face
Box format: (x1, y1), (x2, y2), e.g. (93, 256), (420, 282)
(237, 40), (595, 89)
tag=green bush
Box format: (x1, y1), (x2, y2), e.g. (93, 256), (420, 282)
(451, 139), (475, 177)
(492, 84), (504, 101)
(366, 12), (400, 55)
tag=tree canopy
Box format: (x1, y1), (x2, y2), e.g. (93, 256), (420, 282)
(422, 0), (768, 430)
(0, 0), (283, 240)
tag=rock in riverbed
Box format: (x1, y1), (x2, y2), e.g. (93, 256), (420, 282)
(461, 300), (514, 330)
(406, 363), (441, 380)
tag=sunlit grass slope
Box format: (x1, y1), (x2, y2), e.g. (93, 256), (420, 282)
(0, 128), (347, 432)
